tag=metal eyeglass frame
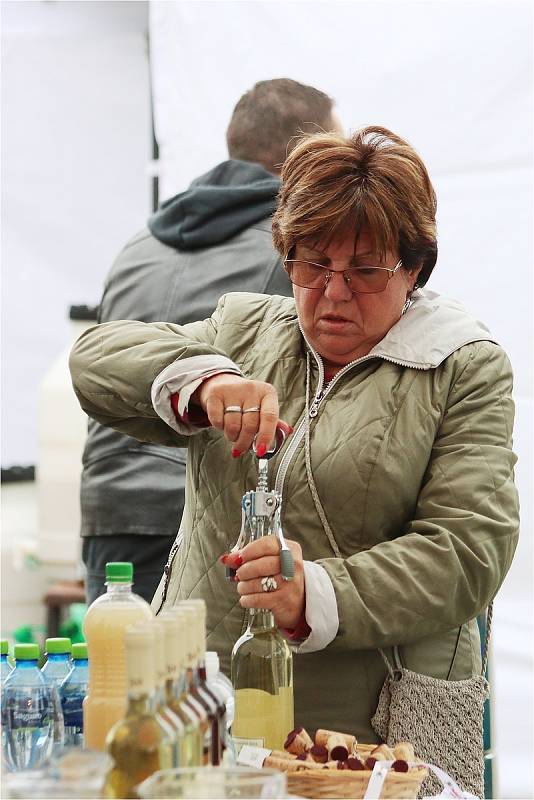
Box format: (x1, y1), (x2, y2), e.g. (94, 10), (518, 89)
(283, 258), (403, 294)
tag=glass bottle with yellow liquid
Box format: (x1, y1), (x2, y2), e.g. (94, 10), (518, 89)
(158, 610), (202, 766)
(230, 448), (294, 753)
(179, 602), (223, 765)
(168, 607), (211, 765)
(151, 619), (184, 766)
(103, 623), (173, 799)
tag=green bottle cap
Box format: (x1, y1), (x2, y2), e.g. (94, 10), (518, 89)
(71, 643), (88, 660)
(14, 643), (40, 661)
(1, 640), (8, 656)
(105, 562), (133, 583)
(45, 637), (72, 654)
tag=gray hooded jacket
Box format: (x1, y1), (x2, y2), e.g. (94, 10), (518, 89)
(80, 159), (291, 538)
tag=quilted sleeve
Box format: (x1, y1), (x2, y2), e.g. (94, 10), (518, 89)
(69, 297), (230, 446)
(318, 341), (520, 650)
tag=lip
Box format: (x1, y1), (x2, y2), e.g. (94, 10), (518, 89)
(318, 315), (353, 326)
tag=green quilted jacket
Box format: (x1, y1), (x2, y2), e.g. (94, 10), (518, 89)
(69, 290), (519, 740)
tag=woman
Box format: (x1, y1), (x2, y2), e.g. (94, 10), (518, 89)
(70, 126), (519, 740)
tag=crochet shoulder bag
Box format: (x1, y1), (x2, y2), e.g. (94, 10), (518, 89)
(371, 606), (492, 799)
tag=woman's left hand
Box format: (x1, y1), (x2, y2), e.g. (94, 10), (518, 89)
(223, 536), (305, 630)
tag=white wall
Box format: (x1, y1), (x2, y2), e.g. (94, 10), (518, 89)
(1, 0), (151, 467)
(149, 2), (532, 797)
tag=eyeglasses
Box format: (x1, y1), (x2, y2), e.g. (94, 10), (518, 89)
(284, 258), (403, 294)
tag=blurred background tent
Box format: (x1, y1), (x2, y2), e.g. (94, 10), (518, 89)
(1, 1), (532, 797)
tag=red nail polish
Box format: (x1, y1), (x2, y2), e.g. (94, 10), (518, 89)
(231, 448), (241, 458)
(234, 555), (243, 567)
(256, 443), (267, 457)
(219, 554), (229, 565)
(232, 575), (239, 583)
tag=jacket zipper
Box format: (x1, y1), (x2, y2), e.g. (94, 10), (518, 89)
(273, 331), (428, 498)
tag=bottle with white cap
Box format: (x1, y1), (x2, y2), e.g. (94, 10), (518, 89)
(104, 622), (173, 799)
(151, 619), (184, 767)
(166, 607), (211, 765)
(180, 600), (226, 764)
(158, 611), (202, 766)
(205, 650), (234, 729)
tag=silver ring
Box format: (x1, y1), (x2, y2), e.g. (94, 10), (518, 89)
(224, 405), (242, 414)
(261, 576), (278, 593)
(242, 406), (261, 414)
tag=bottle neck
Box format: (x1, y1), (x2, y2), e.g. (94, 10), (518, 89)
(16, 660), (39, 669)
(127, 693), (153, 715)
(72, 659), (88, 668)
(46, 653), (70, 663)
(248, 608), (276, 632)
(106, 581), (133, 595)
(1, 654), (8, 663)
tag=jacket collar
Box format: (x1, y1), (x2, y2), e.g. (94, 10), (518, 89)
(368, 288), (497, 369)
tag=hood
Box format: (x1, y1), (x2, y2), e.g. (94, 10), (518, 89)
(371, 288), (498, 369)
(148, 160), (280, 250)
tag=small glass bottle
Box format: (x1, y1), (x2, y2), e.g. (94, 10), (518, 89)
(181, 600), (226, 764)
(151, 619), (184, 766)
(59, 642), (89, 747)
(206, 650), (235, 760)
(158, 611), (202, 766)
(104, 623), (173, 799)
(168, 608), (211, 766)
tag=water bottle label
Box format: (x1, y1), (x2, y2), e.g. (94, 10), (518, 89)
(7, 699), (51, 731)
(62, 693), (84, 733)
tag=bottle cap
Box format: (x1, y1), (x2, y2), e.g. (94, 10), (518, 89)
(71, 643), (88, 660)
(14, 643), (40, 661)
(45, 637), (72, 654)
(1, 640), (8, 655)
(205, 651), (219, 681)
(105, 562), (133, 582)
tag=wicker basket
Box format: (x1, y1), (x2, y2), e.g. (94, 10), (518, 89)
(287, 766), (428, 799)
(284, 745), (427, 799)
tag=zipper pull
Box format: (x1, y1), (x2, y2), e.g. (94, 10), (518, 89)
(309, 393), (322, 418)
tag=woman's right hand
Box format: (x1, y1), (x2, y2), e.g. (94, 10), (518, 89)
(194, 373), (292, 457)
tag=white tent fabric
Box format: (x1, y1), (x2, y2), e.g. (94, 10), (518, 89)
(149, 2), (532, 797)
(1, 1), (150, 467)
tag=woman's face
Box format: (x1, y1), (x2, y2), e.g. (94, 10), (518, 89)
(293, 229), (421, 373)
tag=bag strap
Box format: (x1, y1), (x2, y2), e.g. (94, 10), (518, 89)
(304, 353), (343, 559)
(380, 603), (493, 679)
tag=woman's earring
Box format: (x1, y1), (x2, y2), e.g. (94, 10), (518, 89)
(401, 282), (419, 315)
(401, 294), (413, 316)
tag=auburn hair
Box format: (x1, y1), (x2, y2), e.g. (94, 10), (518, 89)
(272, 126), (437, 285)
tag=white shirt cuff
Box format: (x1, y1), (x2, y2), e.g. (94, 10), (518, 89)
(151, 355), (242, 435)
(289, 561), (339, 653)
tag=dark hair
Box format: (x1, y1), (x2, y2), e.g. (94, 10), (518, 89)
(272, 126), (438, 286)
(226, 78), (335, 174)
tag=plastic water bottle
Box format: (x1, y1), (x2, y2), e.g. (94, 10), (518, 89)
(60, 642), (88, 747)
(1, 640), (13, 684)
(41, 637), (71, 754)
(2, 644), (53, 771)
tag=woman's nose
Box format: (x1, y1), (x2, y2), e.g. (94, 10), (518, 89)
(324, 271), (353, 302)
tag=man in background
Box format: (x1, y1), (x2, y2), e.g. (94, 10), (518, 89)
(81, 78), (340, 604)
